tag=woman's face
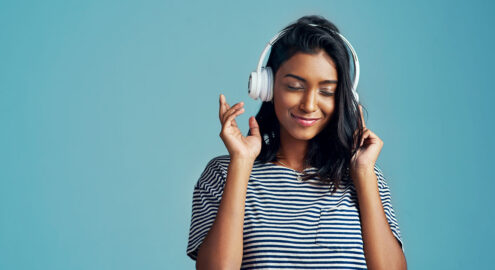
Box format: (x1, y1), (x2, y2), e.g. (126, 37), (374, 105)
(273, 49), (338, 142)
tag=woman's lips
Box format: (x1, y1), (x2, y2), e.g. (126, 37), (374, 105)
(291, 113), (321, 127)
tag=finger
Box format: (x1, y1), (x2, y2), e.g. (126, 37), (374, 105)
(360, 128), (370, 147)
(359, 104), (366, 129)
(224, 107), (245, 127)
(224, 105), (244, 126)
(249, 116), (260, 137)
(219, 94), (231, 120)
(219, 94), (225, 121)
(219, 94), (231, 122)
(228, 108), (242, 128)
(352, 105), (365, 148)
(365, 129), (382, 145)
(223, 94), (231, 111)
(222, 102), (244, 124)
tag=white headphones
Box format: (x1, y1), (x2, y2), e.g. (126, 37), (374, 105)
(248, 23), (360, 103)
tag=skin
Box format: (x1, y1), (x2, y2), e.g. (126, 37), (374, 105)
(197, 49), (407, 270)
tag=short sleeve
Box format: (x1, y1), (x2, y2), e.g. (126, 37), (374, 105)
(186, 156), (227, 261)
(374, 164), (405, 254)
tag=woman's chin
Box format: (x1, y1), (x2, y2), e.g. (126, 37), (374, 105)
(288, 129), (319, 141)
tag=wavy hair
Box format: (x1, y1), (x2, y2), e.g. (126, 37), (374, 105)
(247, 15), (366, 194)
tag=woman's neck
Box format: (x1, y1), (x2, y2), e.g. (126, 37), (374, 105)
(276, 128), (309, 171)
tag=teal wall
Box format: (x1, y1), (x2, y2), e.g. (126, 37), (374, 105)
(1, 0), (494, 269)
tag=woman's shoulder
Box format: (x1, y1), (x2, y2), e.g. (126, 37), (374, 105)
(372, 163), (395, 191)
(199, 154), (272, 182)
(195, 155), (230, 190)
(196, 154), (267, 191)
(202, 154), (230, 176)
(206, 154), (231, 169)
(206, 154), (270, 171)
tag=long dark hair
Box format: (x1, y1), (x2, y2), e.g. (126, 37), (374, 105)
(247, 15), (365, 194)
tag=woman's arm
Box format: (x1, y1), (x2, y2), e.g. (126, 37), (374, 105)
(350, 105), (406, 269)
(196, 93), (261, 269)
(353, 169), (407, 270)
(196, 157), (253, 270)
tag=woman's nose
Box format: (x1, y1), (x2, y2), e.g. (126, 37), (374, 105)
(299, 89), (318, 113)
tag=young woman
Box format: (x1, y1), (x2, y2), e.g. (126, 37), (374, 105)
(187, 15), (407, 269)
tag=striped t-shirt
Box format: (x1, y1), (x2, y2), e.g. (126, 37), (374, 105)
(187, 154), (404, 269)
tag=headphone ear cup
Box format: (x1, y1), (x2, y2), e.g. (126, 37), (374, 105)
(259, 67), (274, 102)
(265, 66), (274, 102)
(248, 71), (259, 100)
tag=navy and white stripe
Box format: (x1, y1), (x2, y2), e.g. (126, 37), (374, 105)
(187, 155), (404, 269)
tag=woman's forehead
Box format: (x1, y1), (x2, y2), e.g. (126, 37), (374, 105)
(278, 50), (338, 81)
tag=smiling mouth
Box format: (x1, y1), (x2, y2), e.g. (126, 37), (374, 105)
(291, 113), (321, 127)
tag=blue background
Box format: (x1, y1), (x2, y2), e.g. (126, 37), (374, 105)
(1, 0), (494, 269)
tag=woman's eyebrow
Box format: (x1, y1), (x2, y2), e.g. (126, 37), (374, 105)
(283, 73), (337, 84)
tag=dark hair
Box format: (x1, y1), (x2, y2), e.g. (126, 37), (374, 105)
(247, 15), (366, 194)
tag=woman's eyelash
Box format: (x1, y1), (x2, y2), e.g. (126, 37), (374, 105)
(287, 86), (334, 96)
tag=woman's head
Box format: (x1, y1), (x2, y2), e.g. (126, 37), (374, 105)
(249, 14), (365, 193)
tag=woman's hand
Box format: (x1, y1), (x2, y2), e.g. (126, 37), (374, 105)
(350, 105), (383, 177)
(219, 94), (262, 161)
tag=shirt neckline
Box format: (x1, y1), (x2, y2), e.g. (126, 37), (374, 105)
(267, 161), (317, 174)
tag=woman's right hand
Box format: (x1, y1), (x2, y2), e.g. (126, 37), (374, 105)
(219, 94), (262, 161)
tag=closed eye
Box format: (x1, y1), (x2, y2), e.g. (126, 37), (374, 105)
(320, 91), (334, 96)
(287, 86), (334, 97)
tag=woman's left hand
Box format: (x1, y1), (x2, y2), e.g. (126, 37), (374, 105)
(350, 105), (383, 176)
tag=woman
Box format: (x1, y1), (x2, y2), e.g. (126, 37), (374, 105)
(187, 15), (407, 269)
